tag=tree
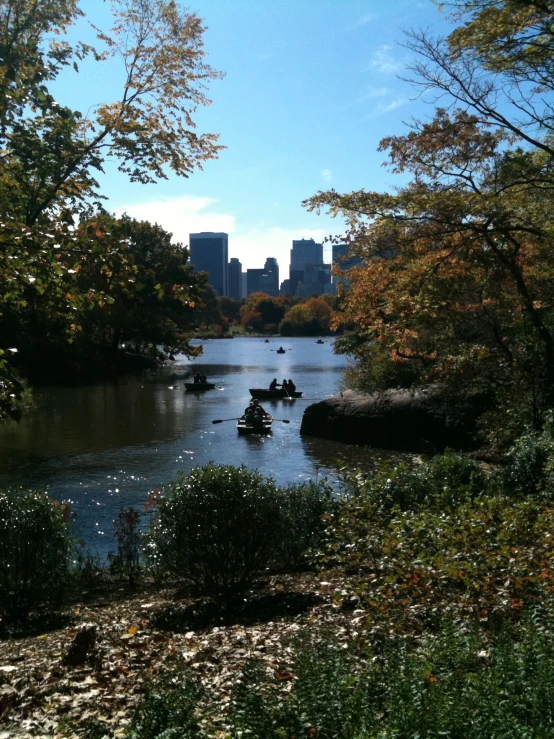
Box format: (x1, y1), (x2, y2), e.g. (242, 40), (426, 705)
(280, 298), (332, 336)
(217, 297), (241, 323)
(0, 0), (223, 225)
(240, 293), (288, 332)
(304, 0), (554, 432)
(73, 213), (206, 356)
(0, 0), (222, 418)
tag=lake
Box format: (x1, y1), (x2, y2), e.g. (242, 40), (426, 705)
(0, 337), (394, 556)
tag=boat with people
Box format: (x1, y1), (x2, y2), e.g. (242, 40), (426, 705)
(249, 387), (302, 399)
(184, 381), (215, 391)
(276, 347), (286, 354)
(316, 339), (324, 344)
(236, 413), (273, 434)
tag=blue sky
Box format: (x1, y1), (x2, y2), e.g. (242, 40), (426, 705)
(55, 0), (446, 271)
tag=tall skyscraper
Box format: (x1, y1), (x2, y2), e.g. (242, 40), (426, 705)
(189, 232), (229, 297)
(263, 257), (279, 297)
(289, 238), (323, 295)
(246, 268), (265, 296)
(228, 257), (242, 299)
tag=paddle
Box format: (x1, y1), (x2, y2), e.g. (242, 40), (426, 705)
(212, 418), (290, 424)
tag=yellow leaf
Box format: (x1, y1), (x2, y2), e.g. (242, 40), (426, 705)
(128, 625), (139, 635)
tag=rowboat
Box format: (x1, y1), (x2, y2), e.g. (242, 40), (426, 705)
(276, 348), (286, 354)
(316, 339), (324, 344)
(249, 387), (302, 399)
(184, 382), (215, 391)
(237, 414), (273, 434)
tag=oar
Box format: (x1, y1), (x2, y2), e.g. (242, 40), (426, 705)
(282, 382), (292, 400)
(212, 418), (290, 424)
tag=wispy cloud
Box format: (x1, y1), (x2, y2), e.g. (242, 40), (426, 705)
(366, 85), (389, 99)
(353, 13), (374, 27)
(369, 45), (404, 75)
(368, 97), (409, 118)
(112, 195), (235, 247)
(321, 168), (332, 183)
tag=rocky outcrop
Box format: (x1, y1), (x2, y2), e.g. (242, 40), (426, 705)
(300, 388), (488, 452)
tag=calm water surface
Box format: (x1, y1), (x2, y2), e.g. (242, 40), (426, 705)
(0, 337), (394, 554)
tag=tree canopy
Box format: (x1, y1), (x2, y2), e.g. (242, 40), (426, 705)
(305, 0), (554, 435)
(0, 0), (222, 419)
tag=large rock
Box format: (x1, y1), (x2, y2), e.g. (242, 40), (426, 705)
(300, 388), (486, 452)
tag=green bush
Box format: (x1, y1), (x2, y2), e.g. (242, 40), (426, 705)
(348, 450), (489, 513)
(149, 464), (285, 605)
(0, 488), (74, 621)
(278, 480), (334, 568)
(126, 677), (203, 739)
(502, 429), (554, 496)
(325, 451), (554, 628)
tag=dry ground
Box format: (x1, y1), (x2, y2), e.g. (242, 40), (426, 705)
(0, 571), (365, 738)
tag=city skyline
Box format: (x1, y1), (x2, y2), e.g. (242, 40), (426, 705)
(58, 1), (443, 272)
(189, 232), (353, 298)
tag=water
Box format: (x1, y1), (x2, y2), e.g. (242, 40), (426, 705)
(0, 337), (394, 555)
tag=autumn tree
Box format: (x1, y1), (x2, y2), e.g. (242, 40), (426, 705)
(304, 0), (554, 433)
(240, 293), (288, 332)
(0, 0), (222, 418)
(280, 297), (333, 336)
(0, 0), (223, 225)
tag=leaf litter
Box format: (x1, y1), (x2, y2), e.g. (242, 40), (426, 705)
(0, 571), (363, 737)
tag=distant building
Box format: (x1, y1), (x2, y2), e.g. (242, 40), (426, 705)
(245, 258), (280, 297)
(228, 257), (242, 300)
(263, 257), (279, 297)
(241, 272), (247, 299)
(280, 279), (292, 296)
(295, 263), (333, 297)
(332, 243), (363, 289)
(246, 268), (265, 296)
(189, 232), (229, 296)
(289, 238), (323, 295)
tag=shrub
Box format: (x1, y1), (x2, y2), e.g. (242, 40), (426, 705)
(502, 429), (554, 496)
(126, 677), (203, 739)
(348, 450), (489, 513)
(325, 451), (554, 629)
(149, 464), (285, 605)
(0, 487), (74, 621)
(108, 506), (142, 585)
(278, 480), (335, 568)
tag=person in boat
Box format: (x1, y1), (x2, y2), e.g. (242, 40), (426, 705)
(245, 398), (267, 425)
(194, 373), (201, 383)
(287, 378), (296, 393)
(244, 401), (256, 425)
(269, 378), (278, 391)
(282, 379), (289, 393)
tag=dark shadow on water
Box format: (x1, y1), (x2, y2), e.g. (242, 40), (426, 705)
(150, 590), (323, 632)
